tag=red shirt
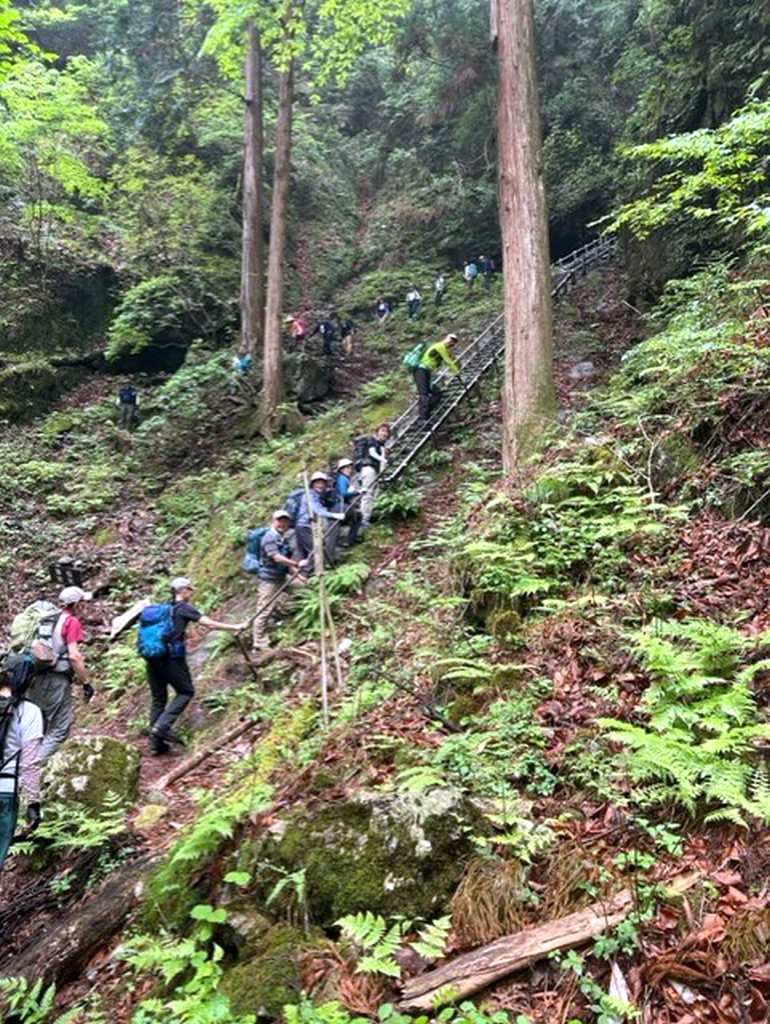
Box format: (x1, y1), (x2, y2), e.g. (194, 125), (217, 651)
(61, 613), (86, 645)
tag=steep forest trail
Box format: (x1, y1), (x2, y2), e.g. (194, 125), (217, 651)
(5, 260), (733, 1023)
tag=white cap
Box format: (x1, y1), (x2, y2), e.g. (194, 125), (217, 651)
(171, 576), (195, 592)
(59, 586), (92, 606)
(273, 509), (292, 520)
(337, 458), (353, 470)
(310, 471), (330, 483)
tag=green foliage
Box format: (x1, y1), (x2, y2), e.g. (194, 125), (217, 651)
(0, 977), (56, 1024)
(290, 563), (370, 635)
(605, 100), (770, 248)
(599, 619), (770, 824)
(123, 922), (257, 1024)
(284, 999), (514, 1024)
(335, 911), (452, 978)
(375, 482), (423, 520)
(552, 950), (639, 1024)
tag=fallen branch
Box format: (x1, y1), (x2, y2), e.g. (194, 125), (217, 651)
(150, 718), (262, 791)
(399, 874), (698, 1009)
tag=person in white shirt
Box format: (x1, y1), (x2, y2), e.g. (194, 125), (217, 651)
(359, 422), (391, 529)
(0, 667), (43, 868)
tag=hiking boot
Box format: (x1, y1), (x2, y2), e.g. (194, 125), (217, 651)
(151, 727), (186, 746)
(150, 738), (170, 756)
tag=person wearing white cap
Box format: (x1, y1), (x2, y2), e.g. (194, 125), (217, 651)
(251, 511), (308, 651)
(147, 578), (248, 755)
(25, 586), (94, 762)
(335, 459), (363, 546)
(294, 472), (345, 573)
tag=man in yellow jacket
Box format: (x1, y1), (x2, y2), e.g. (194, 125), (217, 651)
(415, 332), (461, 424)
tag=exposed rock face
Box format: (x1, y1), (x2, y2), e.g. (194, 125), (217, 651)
(256, 785), (488, 924)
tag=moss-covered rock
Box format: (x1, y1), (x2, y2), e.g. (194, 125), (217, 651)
(221, 923), (308, 1018)
(257, 786), (488, 924)
(44, 735), (141, 814)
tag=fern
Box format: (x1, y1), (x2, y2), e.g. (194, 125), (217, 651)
(600, 619), (770, 824)
(409, 915), (452, 960)
(336, 912), (405, 977)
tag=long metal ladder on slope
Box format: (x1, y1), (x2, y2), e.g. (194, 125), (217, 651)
(382, 236), (616, 485)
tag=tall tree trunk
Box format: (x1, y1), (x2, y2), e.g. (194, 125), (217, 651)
(259, 59), (294, 435)
(240, 18), (265, 361)
(495, 0), (555, 473)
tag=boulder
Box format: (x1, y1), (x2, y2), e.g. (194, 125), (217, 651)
(44, 735), (141, 815)
(258, 786), (488, 924)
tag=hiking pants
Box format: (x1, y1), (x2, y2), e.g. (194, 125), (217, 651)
(146, 657), (194, 736)
(119, 402), (137, 429)
(25, 670), (74, 762)
(296, 521), (340, 573)
(0, 791), (18, 869)
(360, 465), (381, 524)
(252, 576), (304, 648)
(415, 366), (433, 424)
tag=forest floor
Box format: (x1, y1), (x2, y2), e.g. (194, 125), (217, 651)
(4, 265), (769, 1023)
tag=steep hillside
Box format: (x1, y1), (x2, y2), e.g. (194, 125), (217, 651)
(5, 259), (770, 1024)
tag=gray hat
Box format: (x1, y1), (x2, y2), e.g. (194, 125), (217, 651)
(310, 471), (330, 484)
(273, 509), (292, 520)
(59, 586), (92, 606)
(171, 576), (195, 592)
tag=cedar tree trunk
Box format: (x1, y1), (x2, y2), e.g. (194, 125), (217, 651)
(240, 18), (265, 360)
(259, 59), (294, 435)
(495, 0), (555, 472)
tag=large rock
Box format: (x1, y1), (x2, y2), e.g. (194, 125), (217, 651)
(44, 735), (141, 814)
(257, 786), (487, 924)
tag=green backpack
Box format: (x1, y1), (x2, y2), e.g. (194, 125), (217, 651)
(403, 341), (427, 371)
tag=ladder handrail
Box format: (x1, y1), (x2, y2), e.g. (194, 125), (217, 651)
(382, 236), (615, 484)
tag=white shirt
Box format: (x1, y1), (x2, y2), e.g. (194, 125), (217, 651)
(0, 700), (44, 799)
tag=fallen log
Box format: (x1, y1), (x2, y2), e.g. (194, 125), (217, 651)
(0, 854), (158, 989)
(399, 890), (634, 1009)
(400, 874), (699, 1009)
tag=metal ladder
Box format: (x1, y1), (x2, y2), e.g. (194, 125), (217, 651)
(382, 236), (616, 484)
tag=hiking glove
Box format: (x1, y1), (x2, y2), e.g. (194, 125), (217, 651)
(26, 802), (41, 830)
(82, 682), (95, 702)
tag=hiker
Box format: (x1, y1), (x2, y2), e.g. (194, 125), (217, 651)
(0, 666), (43, 869)
(356, 423), (391, 530)
(479, 255), (495, 291)
(335, 458), (363, 546)
(375, 297), (392, 326)
(406, 286), (422, 320)
(434, 273), (446, 307)
(463, 260), (478, 297)
(295, 472), (345, 574)
(338, 315), (357, 356)
(289, 313), (309, 350)
(415, 333), (461, 425)
(232, 350), (252, 374)
(25, 586), (95, 763)
(252, 511), (308, 652)
(311, 316), (337, 357)
(117, 384), (139, 429)
(145, 578), (247, 756)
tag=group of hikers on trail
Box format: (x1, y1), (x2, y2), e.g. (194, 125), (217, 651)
(0, 311), (467, 866)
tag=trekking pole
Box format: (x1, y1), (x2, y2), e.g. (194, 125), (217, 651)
(304, 472), (330, 728)
(234, 631), (261, 681)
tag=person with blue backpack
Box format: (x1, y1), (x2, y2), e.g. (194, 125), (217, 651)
(139, 577), (247, 756)
(251, 511), (309, 651)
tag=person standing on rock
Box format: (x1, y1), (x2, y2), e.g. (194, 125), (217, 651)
(146, 578), (247, 756)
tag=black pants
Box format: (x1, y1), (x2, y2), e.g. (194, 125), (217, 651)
(414, 367), (442, 424)
(147, 656), (194, 736)
(296, 521), (341, 573)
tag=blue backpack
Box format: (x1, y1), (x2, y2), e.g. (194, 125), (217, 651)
(284, 487), (306, 527)
(137, 604), (175, 659)
(244, 526), (269, 574)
